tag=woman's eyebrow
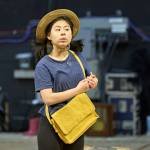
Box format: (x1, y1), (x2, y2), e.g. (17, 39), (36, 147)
(54, 26), (61, 28)
(64, 25), (69, 27)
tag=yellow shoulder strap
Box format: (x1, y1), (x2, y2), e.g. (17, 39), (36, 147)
(45, 104), (52, 124)
(45, 50), (86, 123)
(69, 50), (86, 78)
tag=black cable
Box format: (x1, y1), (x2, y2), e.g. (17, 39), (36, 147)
(100, 35), (120, 102)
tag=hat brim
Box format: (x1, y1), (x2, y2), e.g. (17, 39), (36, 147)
(36, 9), (80, 43)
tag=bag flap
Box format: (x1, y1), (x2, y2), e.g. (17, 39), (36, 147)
(51, 93), (95, 135)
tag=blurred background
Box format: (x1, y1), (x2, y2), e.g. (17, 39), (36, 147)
(0, 0), (150, 149)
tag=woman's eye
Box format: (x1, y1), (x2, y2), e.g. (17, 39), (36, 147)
(55, 28), (60, 31)
(65, 28), (70, 31)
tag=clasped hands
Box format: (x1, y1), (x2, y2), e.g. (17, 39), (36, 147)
(76, 72), (98, 93)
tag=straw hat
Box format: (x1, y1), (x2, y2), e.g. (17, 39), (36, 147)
(36, 9), (80, 43)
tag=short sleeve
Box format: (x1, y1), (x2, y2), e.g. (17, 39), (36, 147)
(34, 64), (53, 92)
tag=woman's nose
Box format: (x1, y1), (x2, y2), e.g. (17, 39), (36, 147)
(60, 32), (66, 36)
(60, 29), (66, 35)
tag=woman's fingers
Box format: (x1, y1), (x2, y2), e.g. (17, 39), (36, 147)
(88, 80), (96, 88)
(86, 73), (98, 89)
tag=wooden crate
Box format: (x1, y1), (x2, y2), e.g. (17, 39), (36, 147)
(86, 102), (114, 136)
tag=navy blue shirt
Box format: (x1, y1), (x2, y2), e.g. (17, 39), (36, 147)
(34, 51), (91, 115)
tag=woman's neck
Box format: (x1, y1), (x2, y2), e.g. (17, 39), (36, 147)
(49, 47), (69, 61)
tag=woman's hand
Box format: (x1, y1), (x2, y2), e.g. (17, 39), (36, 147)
(86, 72), (98, 89)
(75, 72), (98, 94)
(76, 79), (90, 94)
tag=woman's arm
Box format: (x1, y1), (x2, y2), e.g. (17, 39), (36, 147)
(40, 78), (90, 106)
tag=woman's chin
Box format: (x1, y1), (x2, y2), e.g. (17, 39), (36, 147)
(58, 44), (68, 49)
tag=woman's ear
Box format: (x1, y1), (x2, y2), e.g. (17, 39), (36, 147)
(47, 35), (51, 41)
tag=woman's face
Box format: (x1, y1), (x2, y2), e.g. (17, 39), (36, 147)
(47, 19), (72, 49)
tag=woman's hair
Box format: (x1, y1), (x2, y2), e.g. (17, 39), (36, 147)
(34, 16), (83, 62)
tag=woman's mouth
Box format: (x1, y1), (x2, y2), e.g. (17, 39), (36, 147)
(59, 38), (67, 42)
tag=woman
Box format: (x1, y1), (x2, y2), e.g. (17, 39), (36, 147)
(34, 9), (98, 150)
